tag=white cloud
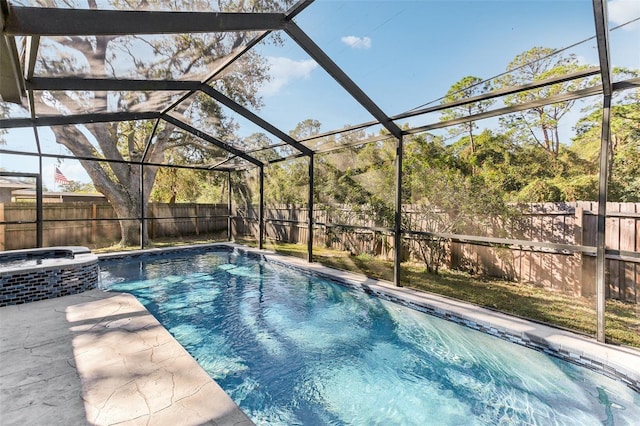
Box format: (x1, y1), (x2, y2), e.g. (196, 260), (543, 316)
(259, 57), (318, 96)
(341, 35), (372, 49)
(608, 0), (640, 30)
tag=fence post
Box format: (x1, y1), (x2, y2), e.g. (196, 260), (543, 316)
(91, 203), (97, 244)
(575, 206), (584, 296)
(259, 165), (264, 250)
(149, 204), (156, 239)
(290, 204), (297, 243)
(195, 204), (200, 236)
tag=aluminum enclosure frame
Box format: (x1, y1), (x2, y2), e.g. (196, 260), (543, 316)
(0, 0), (634, 343)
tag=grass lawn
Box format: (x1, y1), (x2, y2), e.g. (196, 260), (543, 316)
(262, 241), (640, 348)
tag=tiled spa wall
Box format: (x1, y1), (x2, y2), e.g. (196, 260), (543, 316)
(0, 248), (99, 307)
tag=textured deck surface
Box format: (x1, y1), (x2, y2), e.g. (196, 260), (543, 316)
(0, 289), (252, 426)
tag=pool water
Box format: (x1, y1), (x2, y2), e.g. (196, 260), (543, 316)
(0, 249), (72, 272)
(0, 258), (44, 270)
(100, 249), (640, 425)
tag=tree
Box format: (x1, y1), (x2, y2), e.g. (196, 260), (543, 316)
(59, 180), (97, 193)
(254, 119), (319, 205)
(497, 47), (593, 157)
(463, 130), (522, 193)
(571, 74), (640, 201)
(290, 119), (322, 140)
(150, 167), (204, 203)
(265, 160), (309, 205)
(31, 0), (292, 246)
(514, 179), (563, 203)
(403, 133), (514, 273)
(243, 132), (281, 163)
(440, 76), (494, 156)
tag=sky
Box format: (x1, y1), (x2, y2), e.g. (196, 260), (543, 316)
(1, 0), (639, 189)
(252, 0), (640, 133)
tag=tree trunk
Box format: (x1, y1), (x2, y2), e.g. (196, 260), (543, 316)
(608, 134), (618, 183)
(120, 217), (143, 247)
(100, 171), (144, 247)
(553, 127), (560, 155)
(469, 131), (475, 154)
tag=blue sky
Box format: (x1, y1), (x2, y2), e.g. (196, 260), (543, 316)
(249, 0), (640, 135)
(2, 0), (639, 188)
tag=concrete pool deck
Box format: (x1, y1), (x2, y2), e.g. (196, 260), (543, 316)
(0, 289), (253, 426)
(1, 243), (639, 425)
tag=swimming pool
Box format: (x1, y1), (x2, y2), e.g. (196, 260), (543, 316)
(100, 248), (640, 425)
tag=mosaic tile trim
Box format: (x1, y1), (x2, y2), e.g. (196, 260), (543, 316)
(0, 259), (99, 307)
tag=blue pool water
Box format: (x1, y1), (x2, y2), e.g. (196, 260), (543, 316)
(100, 249), (640, 425)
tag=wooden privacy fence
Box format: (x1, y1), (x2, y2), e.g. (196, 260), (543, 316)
(235, 202), (639, 303)
(0, 202), (228, 250)
(432, 202), (639, 303)
(234, 204), (396, 258)
(2, 201), (638, 302)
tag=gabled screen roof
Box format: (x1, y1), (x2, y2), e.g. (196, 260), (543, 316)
(1, 0), (638, 171)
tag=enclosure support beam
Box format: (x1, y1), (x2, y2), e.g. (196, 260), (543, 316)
(141, 119), (161, 164)
(24, 35), (39, 80)
(259, 166), (265, 250)
(394, 67), (600, 121)
(139, 164), (145, 250)
(163, 114), (263, 167)
(27, 77), (203, 92)
(595, 98), (611, 343)
(4, 6), (287, 36)
(33, 90), (43, 248)
(592, 0), (613, 343)
(285, 22), (402, 140)
(0, 148), (236, 172)
(307, 154), (314, 263)
(200, 85), (313, 155)
(0, 111), (161, 129)
(407, 84), (603, 135)
(0, 27), (24, 104)
(227, 171), (232, 242)
(36, 174), (42, 248)
(393, 136), (404, 287)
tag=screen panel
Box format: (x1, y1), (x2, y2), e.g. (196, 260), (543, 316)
(298, 0), (598, 117)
